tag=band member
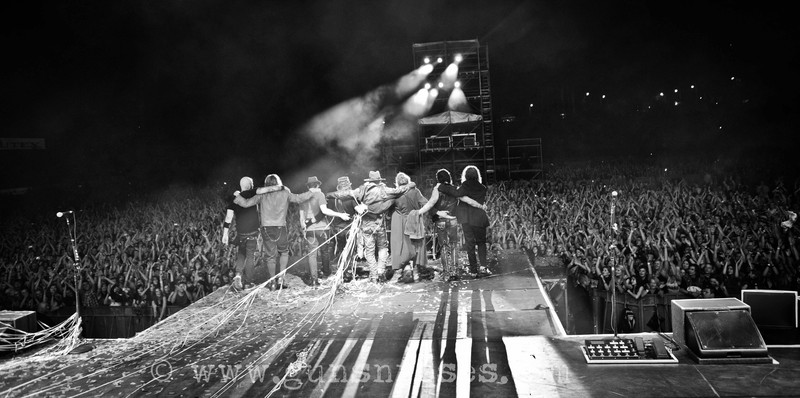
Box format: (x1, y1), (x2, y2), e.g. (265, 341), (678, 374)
(327, 171), (416, 283)
(328, 176), (359, 279)
(418, 168), (479, 282)
(222, 176), (261, 291)
(437, 165), (490, 278)
(300, 176), (351, 286)
(390, 172), (428, 283)
(234, 174), (313, 290)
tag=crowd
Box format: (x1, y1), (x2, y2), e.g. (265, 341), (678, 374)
(2, 157), (799, 326)
(488, 158), (800, 300)
(0, 187), (268, 321)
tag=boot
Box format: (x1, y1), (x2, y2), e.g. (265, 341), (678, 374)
(399, 264), (413, 283)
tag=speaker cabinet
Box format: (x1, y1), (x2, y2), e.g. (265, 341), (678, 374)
(741, 289), (800, 345)
(672, 298), (771, 364)
(684, 310), (770, 363)
(671, 298), (749, 345)
(0, 310), (37, 334)
(741, 289), (798, 329)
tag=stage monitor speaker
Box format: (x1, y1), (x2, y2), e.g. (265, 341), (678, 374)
(741, 289), (798, 329)
(670, 298), (750, 346)
(0, 310), (37, 334)
(684, 309), (768, 360)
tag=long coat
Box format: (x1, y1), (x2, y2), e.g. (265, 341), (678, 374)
(390, 187), (428, 270)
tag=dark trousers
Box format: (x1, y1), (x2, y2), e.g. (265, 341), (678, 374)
(305, 229), (331, 277)
(234, 235), (259, 283)
(462, 224), (487, 273)
(331, 225), (349, 268)
(436, 219), (459, 276)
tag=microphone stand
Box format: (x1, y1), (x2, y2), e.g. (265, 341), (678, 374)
(61, 213), (93, 353)
(610, 192), (619, 339)
(62, 214), (81, 319)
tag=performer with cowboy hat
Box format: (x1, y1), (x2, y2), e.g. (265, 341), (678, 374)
(327, 170), (416, 283)
(300, 176), (351, 286)
(328, 175), (360, 281)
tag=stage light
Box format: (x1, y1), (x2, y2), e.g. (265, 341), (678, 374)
(439, 63), (459, 89)
(418, 63), (434, 75)
(454, 81), (461, 88)
(423, 57), (430, 64)
(690, 85), (695, 89)
(602, 94), (606, 99)
(674, 89), (678, 93)
(454, 53), (463, 63)
(424, 82), (431, 90)
(659, 92), (664, 97)
(402, 87), (433, 117)
(674, 101), (679, 106)
(585, 92), (590, 96)
(447, 84), (467, 111)
(437, 57), (443, 63)
(438, 82), (444, 88)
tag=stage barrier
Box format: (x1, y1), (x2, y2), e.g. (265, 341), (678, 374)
(592, 290), (681, 334)
(37, 306), (189, 339)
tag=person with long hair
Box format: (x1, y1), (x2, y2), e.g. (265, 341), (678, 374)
(389, 172), (428, 283)
(419, 168), (481, 281)
(437, 165), (491, 278)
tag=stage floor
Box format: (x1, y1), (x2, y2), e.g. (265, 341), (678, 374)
(1, 251), (799, 397)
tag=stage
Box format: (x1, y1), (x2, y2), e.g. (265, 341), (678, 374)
(1, 251), (799, 397)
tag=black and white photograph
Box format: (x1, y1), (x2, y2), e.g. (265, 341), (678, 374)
(2, 1), (799, 397)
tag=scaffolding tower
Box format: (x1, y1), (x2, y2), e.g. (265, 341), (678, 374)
(382, 39), (496, 187)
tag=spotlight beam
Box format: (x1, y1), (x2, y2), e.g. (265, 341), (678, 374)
(297, 64), (436, 155)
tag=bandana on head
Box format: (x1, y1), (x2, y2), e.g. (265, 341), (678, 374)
(239, 177), (254, 191)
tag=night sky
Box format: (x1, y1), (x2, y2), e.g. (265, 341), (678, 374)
(2, 0), (798, 191)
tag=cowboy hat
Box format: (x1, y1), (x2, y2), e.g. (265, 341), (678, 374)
(364, 171), (385, 182)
